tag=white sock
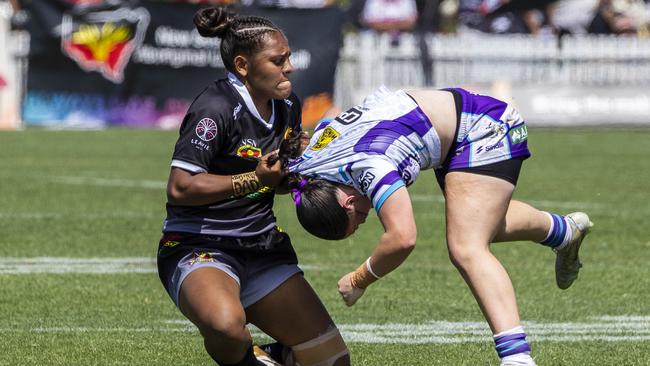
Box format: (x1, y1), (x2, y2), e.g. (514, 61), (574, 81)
(493, 325), (526, 339)
(501, 353), (536, 365)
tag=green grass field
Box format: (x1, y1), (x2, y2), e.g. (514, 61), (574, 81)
(1, 128), (649, 365)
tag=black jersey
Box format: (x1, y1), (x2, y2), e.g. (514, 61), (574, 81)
(163, 78), (302, 237)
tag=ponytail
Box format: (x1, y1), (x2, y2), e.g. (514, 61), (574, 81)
(286, 173), (349, 240)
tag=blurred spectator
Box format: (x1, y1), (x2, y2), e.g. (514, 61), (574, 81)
(361, 0), (419, 32)
(3, 0), (28, 30)
(348, 0), (444, 84)
(436, 0), (460, 33)
(176, 0), (236, 4)
(587, 0), (650, 36)
(416, 0), (452, 33)
(251, 0), (337, 8)
(458, 0), (558, 36)
(348, 0), (456, 41)
(549, 0), (598, 35)
(348, 0), (419, 42)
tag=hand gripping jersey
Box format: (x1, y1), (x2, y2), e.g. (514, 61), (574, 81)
(288, 87), (442, 212)
(164, 76), (302, 237)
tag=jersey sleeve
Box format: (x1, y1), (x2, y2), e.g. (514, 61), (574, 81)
(348, 158), (405, 213)
(170, 104), (229, 174)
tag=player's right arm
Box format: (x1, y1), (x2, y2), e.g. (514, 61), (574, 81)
(167, 152), (284, 206)
(167, 90), (286, 206)
(167, 168), (234, 206)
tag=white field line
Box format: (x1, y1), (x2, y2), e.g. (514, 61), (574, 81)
(0, 212), (159, 219)
(0, 257), (320, 274)
(2, 317), (649, 344)
(50, 176), (166, 189)
(48, 175), (600, 211)
(0, 257), (157, 274)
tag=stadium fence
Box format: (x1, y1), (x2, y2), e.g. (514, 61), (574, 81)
(335, 32), (650, 126)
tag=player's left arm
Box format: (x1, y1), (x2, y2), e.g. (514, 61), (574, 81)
(338, 187), (417, 306)
(370, 187), (417, 275)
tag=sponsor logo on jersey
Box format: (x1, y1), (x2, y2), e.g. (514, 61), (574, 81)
(358, 171), (376, 194)
(195, 118), (218, 142)
(237, 145), (262, 159)
(509, 125), (528, 144)
(311, 126), (340, 151)
(398, 156), (419, 186)
(190, 252), (215, 266)
(60, 8), (150, 83)
(476, 140), (504, 154)
(284, 99), (293, 106)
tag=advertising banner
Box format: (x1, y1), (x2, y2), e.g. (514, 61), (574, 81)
(512, 85), (650, 126)
(22, 0), (344, 128)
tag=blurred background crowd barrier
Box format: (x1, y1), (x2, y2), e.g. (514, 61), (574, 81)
(1, 0), (649, 130)
(335, 32), (650, 125)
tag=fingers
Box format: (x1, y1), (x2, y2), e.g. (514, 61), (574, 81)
(342, 287), (365, 307)
(298, 131), (310, 154)
(256, 151), (286, 187)
(337, 273), (366, 306)
(264, 152), (280, 167)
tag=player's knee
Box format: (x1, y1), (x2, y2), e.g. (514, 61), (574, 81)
(290, 327), (350, 366)
(196, 313), (248, 343)
(447, 241), (484, 269)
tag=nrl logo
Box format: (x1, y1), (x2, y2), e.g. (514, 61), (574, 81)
(61, 7), (150, 83)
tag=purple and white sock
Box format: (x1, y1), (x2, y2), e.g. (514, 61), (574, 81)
(494, 326), (532, 360)
(539, 212), (573, 250)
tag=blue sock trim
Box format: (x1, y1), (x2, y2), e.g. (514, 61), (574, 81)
(495, 333), (531, 358)
(540, 213), (567, 248)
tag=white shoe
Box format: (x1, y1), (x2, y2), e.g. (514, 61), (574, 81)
(253, 345), (284, 366)
(554, 212), (593, 289)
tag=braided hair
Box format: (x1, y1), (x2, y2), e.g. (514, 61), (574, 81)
(193, 7), (284, 73)
(279, 131), (350, 240)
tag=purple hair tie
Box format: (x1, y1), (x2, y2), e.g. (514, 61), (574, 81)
(291, 179), (309, 206)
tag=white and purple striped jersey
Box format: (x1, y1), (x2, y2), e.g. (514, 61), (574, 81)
(288, 87), (442, 212)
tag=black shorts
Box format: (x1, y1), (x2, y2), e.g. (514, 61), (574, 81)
(434, 158), (524, 191)
(157, 228), (300, 308)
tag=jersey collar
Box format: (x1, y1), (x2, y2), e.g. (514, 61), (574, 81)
(227, 72), (275, 130)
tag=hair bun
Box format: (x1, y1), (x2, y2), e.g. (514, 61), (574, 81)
(193, 7), (236, 38)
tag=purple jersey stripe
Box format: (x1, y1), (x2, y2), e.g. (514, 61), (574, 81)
(449, 87), (507, 124)
(370, 170), (402, 199)
(314, 118), (333, 132)
(345, 162), (354, 174)
(353, 108), (432, 155)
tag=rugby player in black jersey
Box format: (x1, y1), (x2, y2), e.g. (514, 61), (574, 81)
(156, 7), (349, 366)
